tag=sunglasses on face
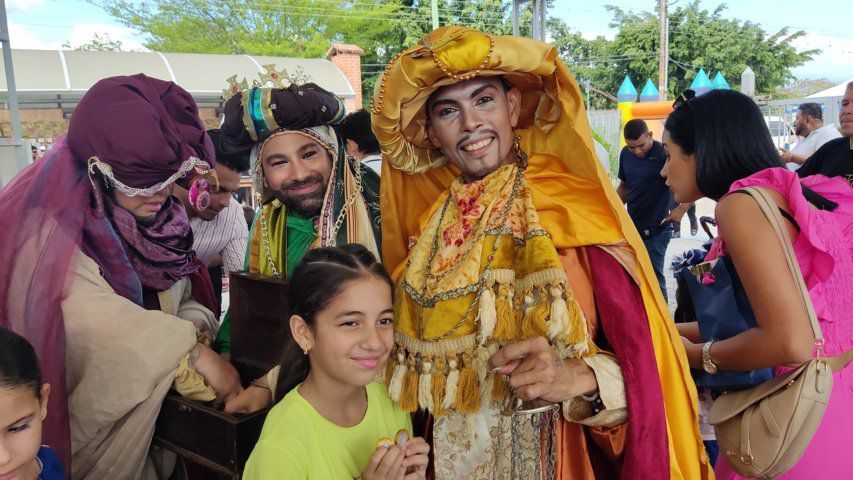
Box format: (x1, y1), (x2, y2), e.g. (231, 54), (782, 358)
(672, 89), (696, 109)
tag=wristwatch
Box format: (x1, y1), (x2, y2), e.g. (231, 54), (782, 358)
(702, 339), (719, 374)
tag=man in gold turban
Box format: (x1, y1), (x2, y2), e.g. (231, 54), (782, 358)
(372, 26), (712, 479)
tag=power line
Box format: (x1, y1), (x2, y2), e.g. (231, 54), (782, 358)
(192, 0), (512, 22)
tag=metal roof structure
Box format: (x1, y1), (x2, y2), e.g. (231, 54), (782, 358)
(0, 49), (354, 110)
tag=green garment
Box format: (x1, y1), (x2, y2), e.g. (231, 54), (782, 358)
(284, 213), (316, 277)
(213, 211), (318, 354)
(213, 131), (382, 354)
(243, 382), (412, 479)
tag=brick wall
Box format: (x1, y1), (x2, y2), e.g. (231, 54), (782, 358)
(326, 44), (364, 113)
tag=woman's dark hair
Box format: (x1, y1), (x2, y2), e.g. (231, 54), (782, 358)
(664, 89), (837, 210)
(274, 244), (393, 401)
(0, 327), (43, 399)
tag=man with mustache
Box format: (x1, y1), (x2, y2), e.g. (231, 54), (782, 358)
(372, 27), (711, 479)
(781, 102), (841, 169)
(215, 82), (382, 411)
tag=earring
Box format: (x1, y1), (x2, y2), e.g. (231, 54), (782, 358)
(511, 134), (528, 168)
(188, 177), (211, 212)
(303, 347), (310, 355)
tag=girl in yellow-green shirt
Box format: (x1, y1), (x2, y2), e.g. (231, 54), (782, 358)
(243, 244), (429, 480)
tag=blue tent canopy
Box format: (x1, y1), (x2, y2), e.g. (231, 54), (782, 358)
(690, 68), (713, 95)
(712, 72), (730, 90)
(639, 79), (659, 102)
(617, 75), (638, 102)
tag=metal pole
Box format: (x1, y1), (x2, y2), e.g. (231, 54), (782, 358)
(539, 0), (546, 41)
(530, 0), (539, 40)
(0, 0), (27, 171)
(663, 17), (669, 99)
(657, 0), (668, 100)
(431, 0), (439, 30)
(512, 0), (519, 36)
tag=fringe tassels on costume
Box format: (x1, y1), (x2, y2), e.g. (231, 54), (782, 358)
(478, 283), (497, 345)
(521, 290), (550, 339)
(431, 356), (447, 416)
(442, 357), (459, 410)
(474, 346), (494, 409)
(388, 351), (406, 402)
(492, 369), (508, 401)
(399, 354), (420, 412)
(547, 285), (570, 341)
(418, 356), (434, 411)
(492, 283), (516, 341)
(455, 352), (480, 413)
(564, 292), (592, 356)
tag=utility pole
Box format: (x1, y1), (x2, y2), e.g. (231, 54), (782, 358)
(657, 0), (668, 100)
(0, 0), (28, 184)
(431, 0), (439, 30)
(512, 0), (519, 36)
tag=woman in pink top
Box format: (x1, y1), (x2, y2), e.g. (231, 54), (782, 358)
(662, 89), (852, 478)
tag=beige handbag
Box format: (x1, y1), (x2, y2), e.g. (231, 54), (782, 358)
(707, 186), (833, 479)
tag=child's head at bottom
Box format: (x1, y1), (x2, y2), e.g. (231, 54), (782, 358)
(275, 244), (395, 400)
(0, 327), (50, 479)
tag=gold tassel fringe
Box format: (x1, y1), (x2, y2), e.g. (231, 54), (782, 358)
(455, 352), (481, 413)
(431, 356), (447, 416)
(492, 283), (516, 341)
(399, 354), (419, 412)
(522, 290), (550, 339)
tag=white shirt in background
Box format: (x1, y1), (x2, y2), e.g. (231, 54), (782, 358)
(361, 154), (382, 176)
(787, 124), (842, 171)
(190, 197), (249, 273)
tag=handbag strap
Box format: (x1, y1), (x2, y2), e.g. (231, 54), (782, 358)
(737, 187), (824, 350)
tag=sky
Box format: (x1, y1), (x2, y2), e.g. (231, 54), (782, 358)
(6, 0), (853, 84)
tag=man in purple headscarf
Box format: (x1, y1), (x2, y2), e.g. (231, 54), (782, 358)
(0, 74), (242, 479)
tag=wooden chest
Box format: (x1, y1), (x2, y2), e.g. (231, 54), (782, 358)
(153, 272), (290, 479)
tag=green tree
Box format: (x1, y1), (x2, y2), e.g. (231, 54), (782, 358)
(62, 32), (125, 51)
(551, 1), (818, 108)
(361, 0), (537, 99)
(95, 0), (538, 104)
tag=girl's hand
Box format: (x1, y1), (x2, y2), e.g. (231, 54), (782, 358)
(224, 385), (273, 414)
(401, 437), (429, 479)
(362, 444), (405, 480)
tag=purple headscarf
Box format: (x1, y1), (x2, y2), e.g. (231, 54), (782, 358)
(0, 74), (216, 468)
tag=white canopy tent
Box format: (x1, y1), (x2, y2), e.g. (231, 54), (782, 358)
(806, 78), (853, 99)
(0, 49), (355, 110)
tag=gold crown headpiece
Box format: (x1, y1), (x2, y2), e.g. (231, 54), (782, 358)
(223, 64), (315, 100)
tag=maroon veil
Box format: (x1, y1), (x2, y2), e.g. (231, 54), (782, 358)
(0, 74), (216, 467)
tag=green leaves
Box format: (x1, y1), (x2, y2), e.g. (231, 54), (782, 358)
(551, 1), (817, 108)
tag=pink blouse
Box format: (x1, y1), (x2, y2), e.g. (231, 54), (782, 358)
(707, 168), (852, 391)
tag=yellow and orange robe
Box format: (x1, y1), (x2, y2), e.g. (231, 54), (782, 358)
(372, 26), (712, 480)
